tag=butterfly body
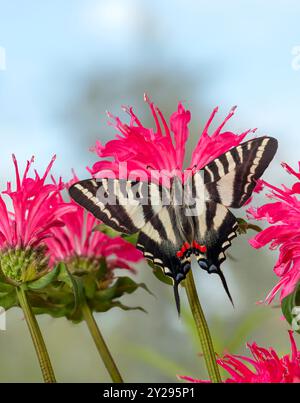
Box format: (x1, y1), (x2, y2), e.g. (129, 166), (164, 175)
(69, 136), (278, 312)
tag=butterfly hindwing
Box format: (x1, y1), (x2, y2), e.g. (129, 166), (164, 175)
(204, 136), (278, 208)
(193, 202), (238, 264)
(137, 205), (193, 313)
(69, 178), (166, 234)
(193, 201), (238, 303)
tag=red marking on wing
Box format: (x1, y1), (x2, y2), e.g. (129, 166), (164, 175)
(176, 241), (207, 260)
(176, 250), (183, 258)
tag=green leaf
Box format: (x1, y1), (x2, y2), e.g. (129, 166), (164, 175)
(60, 266), (85, 314)
(0, 282), (14, 293)
(281, 282), (300, 333)
(70, 275), (85, 316)
(110, 300), (147, 313)
(0, 275), (17, 310)
(237, 217), (262, 234)
(94, 223), (138, 245)
(149, 262), (173, 286)
(82, 275), (97, 299)
(93, 223), (121, 238)
(121, 233), (138, 245)
(55, 262), (85, 317)
(96, 259), (108, 281)
(87, 276), (151, 314)
(57, 262), (74, 287)
(96, 276), (152, 302)
(0, 289), (17, 310)
(27, 265), (59, 290)
(30, 294), (73, 318)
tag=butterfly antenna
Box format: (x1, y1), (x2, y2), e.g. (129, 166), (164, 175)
(173, 281), (181, 316)
(217, 269), (234, 307)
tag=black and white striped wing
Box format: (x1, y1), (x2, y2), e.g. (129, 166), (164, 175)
(193, 201), (239, 303)
(137, 205), (189, 278)
(137, 205), (193, 313)
(204, 136), (278, 208)
(194, 202), (238, 266)
(69, 178), (168, 234)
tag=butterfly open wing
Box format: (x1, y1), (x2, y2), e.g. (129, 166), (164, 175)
(69, 178), (166, 234)
(204, 136), (278, 208)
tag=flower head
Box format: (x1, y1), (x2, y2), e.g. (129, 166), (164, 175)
(247, 162), (300, 303)
(180, 331), (300, 383)
(15, 174), (145, 320)
(0, 156), (74, 282)
(90, 96), (255, 182)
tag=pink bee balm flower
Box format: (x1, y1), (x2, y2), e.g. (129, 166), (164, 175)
(0, 156), (75, 283)
(179, 331), (300, 383)
(247, 162), (300, 303)
(90, 95), (256, 182)
(46, 175), (143, 273)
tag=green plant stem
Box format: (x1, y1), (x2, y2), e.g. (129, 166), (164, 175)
(81, 299), (123, 383)
(16, 286), (56, 383)
(185, 270), (222, 383)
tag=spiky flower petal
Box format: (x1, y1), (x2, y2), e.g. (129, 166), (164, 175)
(248, 162), (300, 303)
(0, 156), (74, 282)
(180, 331), (300, 383)
(90, 96), (255, 182)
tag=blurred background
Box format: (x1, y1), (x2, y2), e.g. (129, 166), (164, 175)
(0, 0), (300, 382)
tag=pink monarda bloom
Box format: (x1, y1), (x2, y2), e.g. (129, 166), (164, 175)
(46, 176), (142, 275)
(0, 156), (74, 283)
(247, 162), (300, 303)
(90, 95), (256, 181)
(180, 331), (300, 383)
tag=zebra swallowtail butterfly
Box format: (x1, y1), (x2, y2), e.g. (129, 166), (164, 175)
(69, 136), (278, 313)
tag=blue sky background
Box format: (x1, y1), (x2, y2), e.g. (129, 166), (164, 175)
(0, 0), (299, 382)
(1, 0), (300, 177)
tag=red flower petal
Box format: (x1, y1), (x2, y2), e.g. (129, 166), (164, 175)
(179, 332), (300, 383)
(248, 161), (300, 303)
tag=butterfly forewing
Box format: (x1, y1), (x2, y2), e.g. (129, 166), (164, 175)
(204, 136), (278, 208)
(69, 178), (167, 234)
